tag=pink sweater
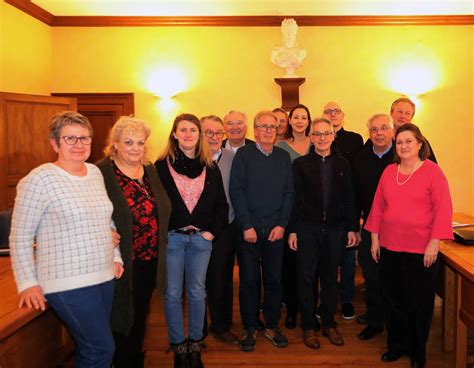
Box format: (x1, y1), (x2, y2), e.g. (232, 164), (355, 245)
(365, 160), (453, 254)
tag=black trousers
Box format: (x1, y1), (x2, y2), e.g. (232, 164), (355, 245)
(282, 237), (298, 318)
(113, 258), (157, 368)
(358, 228), (384, 329)
(297, 224), (345, 331)
(282, 239), (319, 320)
(380, 247), (439, 365)
(206, 222), (236, 334)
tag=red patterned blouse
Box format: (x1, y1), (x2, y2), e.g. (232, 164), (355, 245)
(114, 163), (159, 261)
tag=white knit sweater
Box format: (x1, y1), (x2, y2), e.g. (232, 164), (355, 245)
(10, 163), (122, 294)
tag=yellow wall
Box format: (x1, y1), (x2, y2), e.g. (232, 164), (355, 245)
(50, 25), (473, 215)
(1, 2), (52, 94)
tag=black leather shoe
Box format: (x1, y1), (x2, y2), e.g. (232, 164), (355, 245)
(358, 326), (383, 340)
(381, 350), (403, 362)
(285, 314), (296, 329)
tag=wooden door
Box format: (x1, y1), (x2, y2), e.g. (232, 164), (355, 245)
(0, 92), (77, 210)
(51, 93), (134, 163)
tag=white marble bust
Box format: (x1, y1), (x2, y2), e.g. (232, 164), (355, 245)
(271, 18), (307, 78)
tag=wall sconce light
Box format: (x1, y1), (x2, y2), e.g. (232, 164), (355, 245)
(148, 67), (188, 99)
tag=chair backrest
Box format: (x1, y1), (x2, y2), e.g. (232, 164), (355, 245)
(0, 209), (12, 249)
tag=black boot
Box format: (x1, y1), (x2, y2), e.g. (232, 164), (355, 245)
(170, 341), (188, 368)
(187, 340), (204, 368)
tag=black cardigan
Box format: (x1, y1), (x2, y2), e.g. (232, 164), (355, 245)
(155, 158), (229, 238)
(290, 150), (358, 232)
(96, 157), (171, 335)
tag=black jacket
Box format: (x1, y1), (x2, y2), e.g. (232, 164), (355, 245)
(155, 159), (229, 238)
(353, 144), (395, 222)
(332, 128), (364, 164)
(96, 157), (171, 335)
(290, 149), (358, 232)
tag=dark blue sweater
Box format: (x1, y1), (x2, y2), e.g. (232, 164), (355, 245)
(229, 143), (294, 231)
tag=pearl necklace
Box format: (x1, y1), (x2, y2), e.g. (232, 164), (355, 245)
(396, 160), (421, 185)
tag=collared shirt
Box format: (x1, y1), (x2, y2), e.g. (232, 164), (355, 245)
(255, 142), (273, 157)
(225, 140), (245, 153)
(212, 149), (222, 163)
(372, 142), (393, 159)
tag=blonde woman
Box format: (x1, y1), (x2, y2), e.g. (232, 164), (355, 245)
(96, 116), (171, 367)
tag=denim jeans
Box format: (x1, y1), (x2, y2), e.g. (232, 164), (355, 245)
(236, 227), (284, 330)
(165, 231), (213, 343)
(46, 280), (115, 368)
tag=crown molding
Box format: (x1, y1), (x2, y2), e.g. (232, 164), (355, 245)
(5, 0), (54, 25)
(5, 1), (474, 27)
(50, 15), (474, 27)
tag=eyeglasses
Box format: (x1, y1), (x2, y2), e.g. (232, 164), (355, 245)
(224, 120), (244, 127)
(256, 125), (278, 132)
(310, 131), (334, 138)
(204, 130), (224, 139)
(61, 136), (92, 145)
(323, 109), (342, 115)
(369, 125), (390, 134)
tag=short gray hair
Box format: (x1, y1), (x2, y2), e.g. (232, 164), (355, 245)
(223, 110), (247, 124)
(366, 114), (394, 129)
(253, 110), (277, 129)
(49, 111), (93, 144)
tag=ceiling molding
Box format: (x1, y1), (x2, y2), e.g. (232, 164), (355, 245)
(5, 0), (54, 25)
(50, 15), (474, 27)
(5, 1), (474, 27)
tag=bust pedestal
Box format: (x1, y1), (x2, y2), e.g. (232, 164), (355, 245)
(274, 78), (306, 110)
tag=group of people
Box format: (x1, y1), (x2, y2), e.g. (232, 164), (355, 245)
(9, 96), (452, 368)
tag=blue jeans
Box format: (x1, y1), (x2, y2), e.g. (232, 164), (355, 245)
(165, 231), (212, 343)
(46, 280), (115, 368)
(339, 247), (356, 304)
(236, 227), (284, 330)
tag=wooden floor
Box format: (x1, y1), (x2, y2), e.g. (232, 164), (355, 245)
(143, 266), (455, 367)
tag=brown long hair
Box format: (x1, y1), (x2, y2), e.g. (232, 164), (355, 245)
(393, 123), (431, 164)
(158, 113), (213, 167)
(284, 104), (312, 140)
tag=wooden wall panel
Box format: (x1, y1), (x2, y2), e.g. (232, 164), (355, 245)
(0, 93), (77, 210)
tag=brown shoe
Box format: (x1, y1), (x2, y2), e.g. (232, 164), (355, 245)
(211, 331), (239, 345)
(303, 329), (320, 349)
(323, 327), (344, 346)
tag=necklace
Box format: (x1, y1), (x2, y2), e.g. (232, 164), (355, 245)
(396, 160), (421, 185)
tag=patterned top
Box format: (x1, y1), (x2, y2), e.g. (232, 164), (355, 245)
(114, 163), (159, 261)
(10, 163), (122, 294)
(167, 158), (206, 214)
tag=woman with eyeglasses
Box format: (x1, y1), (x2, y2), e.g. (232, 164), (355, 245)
(96, 116), (171, 367)
(9, 111), (124, 368)
(365, 123), (452, 368)
(288, 118), (358, 349)
(275, 104), (312, 330)
(155, 113), (228, 368)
